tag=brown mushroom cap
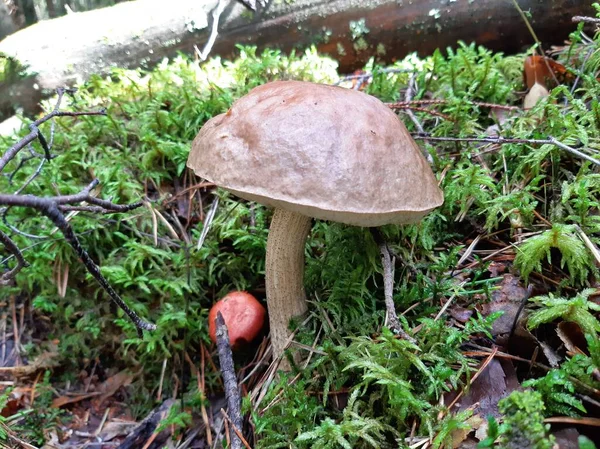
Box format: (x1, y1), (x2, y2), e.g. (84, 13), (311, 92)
(187, 80), (443, 226)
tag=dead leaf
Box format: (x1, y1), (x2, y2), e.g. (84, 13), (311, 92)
(450, 415), (483, 448)
(450, 305), (473, 323)
(487, 261), (507, 278)
(96, 371), (133, 405)
(524, 55), (553, 89)
(1, 386), (30, 416)
(523, 55), (573, 89)
(454, 359), (516, 419)
(556, 322), (587, 355)
(480, 274), (528, 337)
(51, 391), (100, 408)
(553, 428), (580, 449)
(474, 419), (489, 442)
(539, 341), (561, 368)
(99, 420), (138, 441)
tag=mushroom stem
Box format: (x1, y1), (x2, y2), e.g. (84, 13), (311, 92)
(265, 208), (312, 369)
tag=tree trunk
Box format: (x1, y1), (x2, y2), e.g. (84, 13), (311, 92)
(0, 0), (593, 120)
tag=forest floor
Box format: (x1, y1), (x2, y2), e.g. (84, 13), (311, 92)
(2, 8), (600, 449)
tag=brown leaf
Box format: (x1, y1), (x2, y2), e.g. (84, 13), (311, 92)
(451, 415), (483, 448)
(455, 359), (517, 419)
(557, 322), (587, 355)
(524, 55), (553, 89)
(480, 274), (528, 337)
(487, 261), (507, 278)
(99, 420), (138, 442)
(553, 428), (580, 449)
(96, 371), (133, 405)
(539, 341), (561, 368)
(450, 305), (473, 323)
(51, 392), (100, 409)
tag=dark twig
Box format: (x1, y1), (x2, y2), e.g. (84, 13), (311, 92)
(1, 207), (46, 239)
(399, 107), (451, 120)
(573, 16), (600, 24)
(0, 228), (28, 285)
(44, 204), (153, 334)
(115, 399), (175, 449)
(387, 99), (521, 112)
(237, 0), (268, 11)
(412, 134), (600, 166)
(370, 229), (416, 343)
(0, 109), (106, 173)
(215, 312), (244, 449)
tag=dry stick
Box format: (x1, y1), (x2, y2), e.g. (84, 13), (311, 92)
(570, 46), (594, 96)
(387, 99), (520, 111)
(0, 229), (28, 285)
(221, 408), (253, 449)
(573, 16), (600, 24)
(412, 134), (600, 166)
(370, 229), (416, 343)
(403, 74), (434, 163)
(194, 0), (228, 61)
(215, 312), (244, 449)
(0, 109), (105, 173)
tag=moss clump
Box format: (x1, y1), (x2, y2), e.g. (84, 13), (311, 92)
(498, 390), (554, 449)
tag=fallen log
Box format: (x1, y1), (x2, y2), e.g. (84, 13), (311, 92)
(0, 0), (593, 120)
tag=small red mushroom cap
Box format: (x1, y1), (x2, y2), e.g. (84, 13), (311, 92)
(208, 291), (266, 348)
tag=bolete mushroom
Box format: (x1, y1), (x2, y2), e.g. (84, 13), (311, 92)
(188, 80), (443, 368)
(208, 291), (266, 348)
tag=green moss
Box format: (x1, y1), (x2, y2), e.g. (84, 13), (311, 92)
(498, 391), (554, 449)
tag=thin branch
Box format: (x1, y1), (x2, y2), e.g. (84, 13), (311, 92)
(215, 312), (244, 449)
(402, 74), (434, 163)
(386, 99), (521, 112)
(370, 229), (416, 343)
(573, 16), (600, 24)
(411, 134), (600, 166)
(0, 180), (141, 211)
(195, 0), (228, 61)
(0, 229), (29, 285)
(570, 46), (594, 95)
(41, 202), (155, 334)
(0, 109), (106, 173)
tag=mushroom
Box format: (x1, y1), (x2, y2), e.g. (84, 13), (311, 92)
(188, 80), (443, 368)
(208, 291), (266, 348)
